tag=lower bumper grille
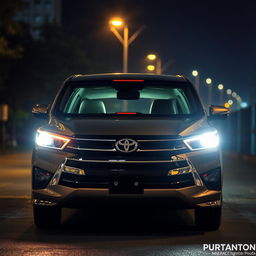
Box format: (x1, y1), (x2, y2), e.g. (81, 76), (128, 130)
(59, 172), (195, 189)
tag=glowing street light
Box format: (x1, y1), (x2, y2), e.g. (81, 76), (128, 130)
(109, 18), (123, 27)
(236, 95), (242, 102)
(147, 65), (155, 71)
(226, 89), (232, 95)
(192, 70), (198, 77)
(206, 78), (212, 85)
(147, 54), (162, 74)
(192, 70), (200, 92)
(147, 54), (157, 61)
(232, 92), (237, 98)
(218, 84), (224, 105)
(205, 78), (212, 107)
(224, 102), (230, 108)
(241, 102), (248, 108)
(228, 99), (233, 105)
(109, 17), (145, 73)
(218, 84), (224, 90)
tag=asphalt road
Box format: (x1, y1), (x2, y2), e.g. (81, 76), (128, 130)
(0, 152), (256, 255)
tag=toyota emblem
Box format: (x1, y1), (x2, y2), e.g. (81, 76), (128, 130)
(115, 138), (138, 153)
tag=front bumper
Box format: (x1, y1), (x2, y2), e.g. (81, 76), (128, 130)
(32, 138), (222, 209)
(32, 183), (221, 209)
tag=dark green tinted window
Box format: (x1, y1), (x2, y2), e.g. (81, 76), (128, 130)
(58, 82), (202, 117)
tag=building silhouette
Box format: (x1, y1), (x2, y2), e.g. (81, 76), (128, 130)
(16, 0), (61, 39)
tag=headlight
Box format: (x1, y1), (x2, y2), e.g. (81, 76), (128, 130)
(36, 130), (70, 150)
(183, 131), (219, 151)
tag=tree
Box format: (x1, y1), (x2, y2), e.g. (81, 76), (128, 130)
(9, 24), (94, 106)
(0, 0), (25, 99)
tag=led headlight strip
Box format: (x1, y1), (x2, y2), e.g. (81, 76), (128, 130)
(36, 130), (70, 150)
(183, 130), (219, 151)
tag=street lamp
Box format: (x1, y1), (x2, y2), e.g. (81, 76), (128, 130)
(147, 54), (162, 74)
(192, 70), (199, 92)
(192, 70), (198, 77)
(218, 84), (224, 105)
(224, 102), (230, 108)
(109, 17), (145, 73)
(147, 65), (155, 71)
(232, 92), (237, 98)
(206, 78), (212, 107)
(228, 99), (233, 105)
(110, 18), (123, 27)
(218, 84), (224, 90)
(226, 89), (232, 95)
(147, 54), (157, 61)
(206, 78), (212, 84)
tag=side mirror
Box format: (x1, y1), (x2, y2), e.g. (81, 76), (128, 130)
(208, 105), (229, 120)
(32, 104), (49, 119)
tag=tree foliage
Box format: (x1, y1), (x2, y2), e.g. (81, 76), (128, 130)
(8, 24), (93, 108)
(0, 0), (23, 58)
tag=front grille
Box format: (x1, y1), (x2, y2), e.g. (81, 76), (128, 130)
(60, 136), (192, 190)
(65, 135), (188, 161)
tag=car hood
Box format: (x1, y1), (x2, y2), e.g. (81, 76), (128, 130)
(44, 116), (211, 137)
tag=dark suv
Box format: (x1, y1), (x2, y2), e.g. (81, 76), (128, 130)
(32, 73), (228, 230)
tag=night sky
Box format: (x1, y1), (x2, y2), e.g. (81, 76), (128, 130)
(63, 0), (256, 104)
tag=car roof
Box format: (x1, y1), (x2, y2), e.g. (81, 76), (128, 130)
(70, 73), (188, 83)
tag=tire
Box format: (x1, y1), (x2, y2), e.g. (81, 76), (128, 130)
(33, 205), (61, 229)
(195, 207), (221, 231)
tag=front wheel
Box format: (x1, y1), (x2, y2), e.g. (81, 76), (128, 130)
(195, 207), (221, 231)
(33, 205), (61, 229)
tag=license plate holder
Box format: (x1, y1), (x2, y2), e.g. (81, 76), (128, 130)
(109, 175), (144, 194)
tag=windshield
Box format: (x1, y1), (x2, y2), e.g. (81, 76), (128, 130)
(56, 81), (203, 117)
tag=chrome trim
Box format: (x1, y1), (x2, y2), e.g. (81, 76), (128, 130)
(66, 158), (187, 163)
(137, 138), (182, 142)
(67, 146), (186, 152)
(137, 147), (186, 152)
(67, 146), (117, 152)
(115, 138), (138, 153)
(33, 199), (57, 206)
(197, 200), (221, 207)
(70, 138), (116, 142)
(70, 137), (182, 142)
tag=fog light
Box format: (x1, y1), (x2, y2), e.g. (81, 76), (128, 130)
(168, 166), (192, 176)
(63, 165), (86, 175)
(32, 167), (53, 189)
(200, 167), (221, 190)
(33, 199), (57, 206)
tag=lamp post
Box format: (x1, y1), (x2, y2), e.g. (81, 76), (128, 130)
(217, 84), (224, 105)
(109, 17), (145, 73)
(147, 54), (162, 74)
(206, 78), (212, 107)
(192, 70), (200, 92)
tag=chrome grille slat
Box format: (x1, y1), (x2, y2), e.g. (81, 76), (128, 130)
(67, 146), (186, 152)
(137, 139), (183, 142)
(67, 146), (117, 152)
(70, 138), (116, 142)
(66, 158), (187, 163)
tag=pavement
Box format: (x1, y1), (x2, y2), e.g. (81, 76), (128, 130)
(0, 151), (256, 255)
